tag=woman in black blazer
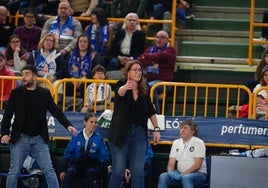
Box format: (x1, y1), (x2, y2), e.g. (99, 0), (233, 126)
(108, 12), (146, 70)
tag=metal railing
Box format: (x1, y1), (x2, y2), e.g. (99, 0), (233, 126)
(248, 0), (268, 65)
(150, 81), (254, 118)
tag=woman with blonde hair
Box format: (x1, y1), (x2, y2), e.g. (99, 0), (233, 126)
(108, 13), (146, 71)
(28, 33), (67, 83)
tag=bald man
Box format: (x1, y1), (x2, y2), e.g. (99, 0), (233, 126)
(139, 30), (176, 114)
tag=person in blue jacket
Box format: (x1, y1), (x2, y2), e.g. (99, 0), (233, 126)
(59, 112), (111, 188)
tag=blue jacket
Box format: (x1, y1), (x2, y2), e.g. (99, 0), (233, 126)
(63, 130), (111, 171)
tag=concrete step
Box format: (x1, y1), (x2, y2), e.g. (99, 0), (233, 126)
(178, 41), (262, 59)
(185, 18), (258, 31)
(195, 0), (268, 8)
(190, 6), (266, 20)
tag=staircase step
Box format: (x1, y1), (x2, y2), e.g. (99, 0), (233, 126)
(191, 6), (266, 20)
(185, 18), (260, 31)
(176, 56), (260, 66)
(195, 0), (268, 8)
(178, 41), (262, 59)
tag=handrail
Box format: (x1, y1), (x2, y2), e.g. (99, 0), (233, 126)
(150, 81), (254, 118)
(251, 86), (268, 119)
(248, 0), (268, 65)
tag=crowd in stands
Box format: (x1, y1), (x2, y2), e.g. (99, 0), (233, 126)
(0, 0), (191, 113)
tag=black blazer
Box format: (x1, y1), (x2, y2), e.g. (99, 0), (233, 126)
(107, 79), (156, 147)
(110, 29), (146, 59)
(1, 86), (72, 144)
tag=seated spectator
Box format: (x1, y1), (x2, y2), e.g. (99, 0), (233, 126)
(110, 0), (147, 19)
(81, 65), (112, 114)
(241, 49), (268, 104)
(0, 52), (16, 109)
(64, 0), (99, 17)
(0, 6), (15, 51)
(60, 112), (111, 188)
(41, 1), (82, 56)
(139, 30), (176, 114)
(257, 97), (268, 111)
(65, 34), (100, 99)
(4, 34), (30, 74)
(158, 119), (207, 188)
(84, 7), (113, 69)
(253, 65), (268, 119)
(28, 33), (67, 86)
(109, 12), (146, 71)
(14, 8), (42, 52)
(176, 0), (195, 22)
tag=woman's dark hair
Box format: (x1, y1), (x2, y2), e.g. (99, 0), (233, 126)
(255, 49), (268, 82)
(91, 64), (106, 76)
(84, 112), (96, 122)
(124, 60), (148, 96)
(6, 34), (27, 60)
(23, 7), (37, 18)
(260, 64), (268, 86)
(76, 34), (92, 52)
(91, 7), (108, 26)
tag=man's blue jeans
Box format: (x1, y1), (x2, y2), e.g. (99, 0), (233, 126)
(158, 170), (206, 188)
(108, 124), (147, 188)
(7, 134), (59, 188)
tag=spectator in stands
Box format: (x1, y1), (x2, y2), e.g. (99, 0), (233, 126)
(41, 1), (83, 56)
(65, 34), (100, 98)
(28, 33), (67, 86)
(14, 8), (42, 52)
(257, 97), (268, 111)
(253, 65), (268, 119)
(110, 0), (147, 19)
(139, 30), (176, 114)
(84, 7), (113, 69)
(4, 34), (30, 74)
(107, 60), (160, 188)
(0, 6), (15, 51)
(176, 0), (195, 22)
(242, 49), (268, 104)
(146, 0), (172, 39)
(0, 64), (78, 188)
(158, 119), (207, 188)
(0, 52), (16, 109)
(63, 0), (100, 17)
(60, 112), (111, 188)
(108, 13), (146, 71)
(81, 65), (112, 114)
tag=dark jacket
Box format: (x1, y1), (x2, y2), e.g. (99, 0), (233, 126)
(1, 86), (72, 144)
(110, 29), (146, 59)
(107, 79), (156, 147)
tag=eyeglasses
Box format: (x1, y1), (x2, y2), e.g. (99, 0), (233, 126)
(127, 19), (137, 22)
(25, 15), (35, 19)
(156, 36), (168, 39)
(45, 39), (54, 43)
(10, 40), (20, 44)
(130, 68), (142, 73)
